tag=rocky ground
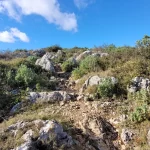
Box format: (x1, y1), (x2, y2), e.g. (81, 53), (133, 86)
(0, 50), (150, 150)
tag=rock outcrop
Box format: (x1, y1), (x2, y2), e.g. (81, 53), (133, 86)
(75, 51), (109, 62)
(29, 91), (72, 103)
(76, 50), (92, 62)
(79, 115), (118, 150)
(68, 57), (77, 65)
(100, 53), (109, 57)
(121, 129), (134, 145)
(127, 77), (150, 93)
(147, 129), (150, 146)
(80, 75), (117, 93)
(38, 120), (72, 147)
(35, 52), (55, 72)
(7, 120), (73, 150)
(10, 102), (22, 114)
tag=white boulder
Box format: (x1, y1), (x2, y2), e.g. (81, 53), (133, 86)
(76, 50), (92, 62)
(29, 91), (71, 103)
(35, 52), (55, 72)
(128, 77), (150, 93)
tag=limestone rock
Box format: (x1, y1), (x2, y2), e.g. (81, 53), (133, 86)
(76, 50), (92, 62)
(109, 115), (128, 125)
(92, 53), (101, 57)
(7, 120), (73, 150)
(121, 129), (134, 145)
(39, 120), (72, 147)
(80, 116), (117, 139)
(10, 102), (22, 114)
(33, 119), (45, 129)
(128, 77), (150, 93)
(79, 116), (118, 150)
(35, 52), (55, 72)
(54, 50), (64, 59)
(77, 95), (84, 101)
(29, 91), (72, 103)
(7, 121), (29, 132)
(15, 141), (33, 150)
(100, 53), (109, 57)
(68, 57), (77, 65)
(147, 129), (150, 146)
(22, 129), (34, 142)
(80, 76), (117, 93)
(91, 52), (109, 58)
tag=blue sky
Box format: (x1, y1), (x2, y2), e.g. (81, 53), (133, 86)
(0, 0), (150, 50)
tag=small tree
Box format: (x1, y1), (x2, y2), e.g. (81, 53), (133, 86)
(136, 35), (150, 48)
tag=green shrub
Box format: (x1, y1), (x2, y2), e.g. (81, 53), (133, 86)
(97, 78), (116, 98)
(61, 60), (76, 72)
(72, 56), (104, 79)
(128, 89), (150, 105)
(64, 47), (87, 59)
(44, 45), (62, 52)
(15, 65), (37, 86)
(6, 69), (17, 87)
(128, 89), (150, 124)
(26, 56), (39, 63)
(131, 105), (148, 123)
(47, 80), (58, 90)
(71, 68), (84, 80)
(79, 56), (101, 73)
(112, 59), (150, 93)
(36, 83), (41, 91)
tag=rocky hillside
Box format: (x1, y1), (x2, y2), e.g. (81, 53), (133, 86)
(1, 37), (150, 150)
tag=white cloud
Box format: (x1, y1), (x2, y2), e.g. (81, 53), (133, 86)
(0, 0), (77, 32)
(0, 28), (29, 43)
(74, 0), (94, 9)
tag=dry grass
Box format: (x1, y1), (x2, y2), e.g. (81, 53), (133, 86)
(0, 102), (70, 150)
(0, 103), (68, 130)
(0, 58), (26, 67)
(84, 85), (97, 94)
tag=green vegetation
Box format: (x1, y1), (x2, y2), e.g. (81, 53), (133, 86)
(97, 78), (116, 98)
(131, 105), (148, 123)
(72, 56), (105, 79)
(1, 36), (150, 149)
(61, 59), (77, 72)
(15, 64), (37, 86)
(128, 89), (150, 124)
(44, 45), (62, 52)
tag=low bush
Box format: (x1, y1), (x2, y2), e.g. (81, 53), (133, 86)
(44, 45), (62, 52)
(15, 65), (37, 86)
(131, 105), (148, 123)
(72, 56), (105, 79)
(112, 58), (150, 93)
(72, 68), (84, 80)
(26, 56), (39, 63)
(97, 78), (116, 98)
(64, 47), (87, 59)
(79, 56), (102, 73)
(61, 60), (77, 72)
(128, 89), (150, 105)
